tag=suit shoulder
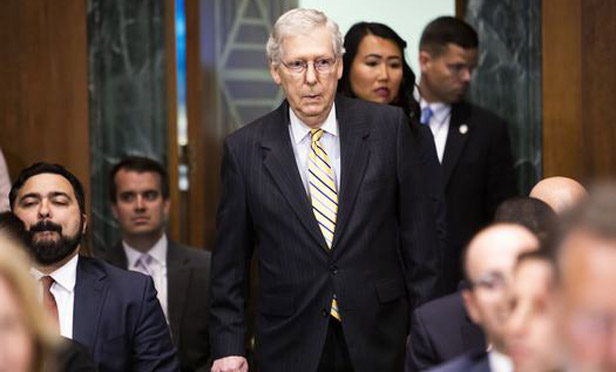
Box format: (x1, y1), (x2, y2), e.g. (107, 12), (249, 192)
(171, 242), (211, 264)
(457, 101), (508, 131)
(415, 292), (464, 320)
(225, 105), (283, 144)
(80, 256), (150, 287)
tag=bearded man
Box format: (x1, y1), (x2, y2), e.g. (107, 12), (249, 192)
(10, 162), (180, 372)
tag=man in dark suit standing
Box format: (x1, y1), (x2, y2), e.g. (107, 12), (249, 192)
(417, 16), (516, 293)
(104, 156), (211, 372)
(209, 8), (442, 372)
(10, 162), (179, 372)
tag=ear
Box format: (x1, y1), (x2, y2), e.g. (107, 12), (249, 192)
(270, 63), (282, 85)
(418, 50), (432, 74)
(462, 289), (482, 325)
(81, 213), (88, 235)
(163, 199), (171, 221)
(335, 57), (343, 80)
(111, 203), (119, 220)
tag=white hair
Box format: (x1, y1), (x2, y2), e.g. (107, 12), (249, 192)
(266, 8), (345, 66)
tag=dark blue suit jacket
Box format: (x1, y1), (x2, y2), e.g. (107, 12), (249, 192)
(73, 256), (180, 372)
(406, 292), (486, 372)
(427, 351), (490, 372)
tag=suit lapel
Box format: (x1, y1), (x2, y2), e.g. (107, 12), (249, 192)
(332, 97), (370, 248)
(166, 241), (190, 342)
(442, 102), (471, 186)
(73, 257), (108, 352)
(261, 101), (327, 249)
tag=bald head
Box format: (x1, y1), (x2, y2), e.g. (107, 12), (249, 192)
(465, 224), (540, 281)
(530, 177), (587, 214)
(462, 224), (539, 352)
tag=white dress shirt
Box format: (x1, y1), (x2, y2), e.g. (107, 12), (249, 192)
(288, 104), (341, 192)
(123, 234), (169, 322)
(31, 254), (78, 339)
(419, 99), (451, 164)
(488, 349), (514, 372)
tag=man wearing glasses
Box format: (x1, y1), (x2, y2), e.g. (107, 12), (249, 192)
(209, 8), (442, 372)
(430, 223), (538, 372)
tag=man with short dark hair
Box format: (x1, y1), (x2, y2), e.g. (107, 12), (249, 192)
(417, 16), (516, 293)
(10, 162), (179, 372)
(105, 156), (211, 372)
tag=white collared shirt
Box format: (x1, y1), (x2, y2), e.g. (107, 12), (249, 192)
(288, 104), (341, 193)
(31, 254), (79, 339)
(123, 234), (169, 322)
(488, 349), (514, 372)
(420, 100), (451, 164)
(414, 87), (452, 164)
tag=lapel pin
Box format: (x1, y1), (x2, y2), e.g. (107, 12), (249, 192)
(459, 124), (468, 134)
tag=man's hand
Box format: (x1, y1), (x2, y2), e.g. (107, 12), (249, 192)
(211, 356), (248, 372)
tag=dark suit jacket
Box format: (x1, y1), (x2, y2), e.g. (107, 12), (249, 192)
(411, 122), (447, 280)
(55, 338), (98, 372)
(427, 351), (490, 372)
(73, 256), (179, 372)
(406, 292), (486, 372)
(105, 241), (211, 372)
(442, 101), (516, 292)
(210, 96), (442, 372)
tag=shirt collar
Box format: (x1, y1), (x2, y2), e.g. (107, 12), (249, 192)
(488, 349), (514, 372)
(414, 86), (452, 123)
(123, 234), (168, 267)
(31, 254), (79, 292)
(289, 102), (338, 144)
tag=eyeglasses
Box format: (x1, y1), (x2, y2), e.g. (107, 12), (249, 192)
(468, 272), (507, 292)
(281, 57), (337, 75)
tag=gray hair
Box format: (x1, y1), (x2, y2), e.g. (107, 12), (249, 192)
(266, 8), (345, 66)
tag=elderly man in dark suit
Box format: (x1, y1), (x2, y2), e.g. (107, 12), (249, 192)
(10, 162), (179, 372)
(209, 8), (442, 372)
(104, 156), (211, 372)
(417, 16), (517, 293)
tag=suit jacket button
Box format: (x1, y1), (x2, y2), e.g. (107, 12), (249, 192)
(329, 265), (338, 275)
(321, 308), (328, 317)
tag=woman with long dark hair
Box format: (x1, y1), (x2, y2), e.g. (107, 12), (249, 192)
(339, 22), (447, 295)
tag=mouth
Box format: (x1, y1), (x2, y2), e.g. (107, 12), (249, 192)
(303, 93), (321, 101)
(374, 87), (391, 98)
(132, 217), (150, 225)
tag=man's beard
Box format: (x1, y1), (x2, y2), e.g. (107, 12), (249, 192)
(27, 220), (83, 266)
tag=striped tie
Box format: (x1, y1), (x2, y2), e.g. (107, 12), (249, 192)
(308, 128), (341, 321)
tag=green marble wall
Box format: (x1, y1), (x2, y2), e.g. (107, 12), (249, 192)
(88, 0), (169, 255)
(465, 0), (542, 194)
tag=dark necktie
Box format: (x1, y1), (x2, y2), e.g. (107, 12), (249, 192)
(41, 275), (59, 327)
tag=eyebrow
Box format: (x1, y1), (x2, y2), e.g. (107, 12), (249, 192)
(19, 191), (72, 201)
(364, 53), (401, 59)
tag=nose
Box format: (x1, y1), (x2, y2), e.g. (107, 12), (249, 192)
(135, 195), (146, 211)
(304, 62), (317, 85)
(460, 68), (472, 83)
(377, 63), (389, 81)
(38, 199), (52, 219)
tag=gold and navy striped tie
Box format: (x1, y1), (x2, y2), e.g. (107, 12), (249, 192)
(308, 128), (341, 321)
